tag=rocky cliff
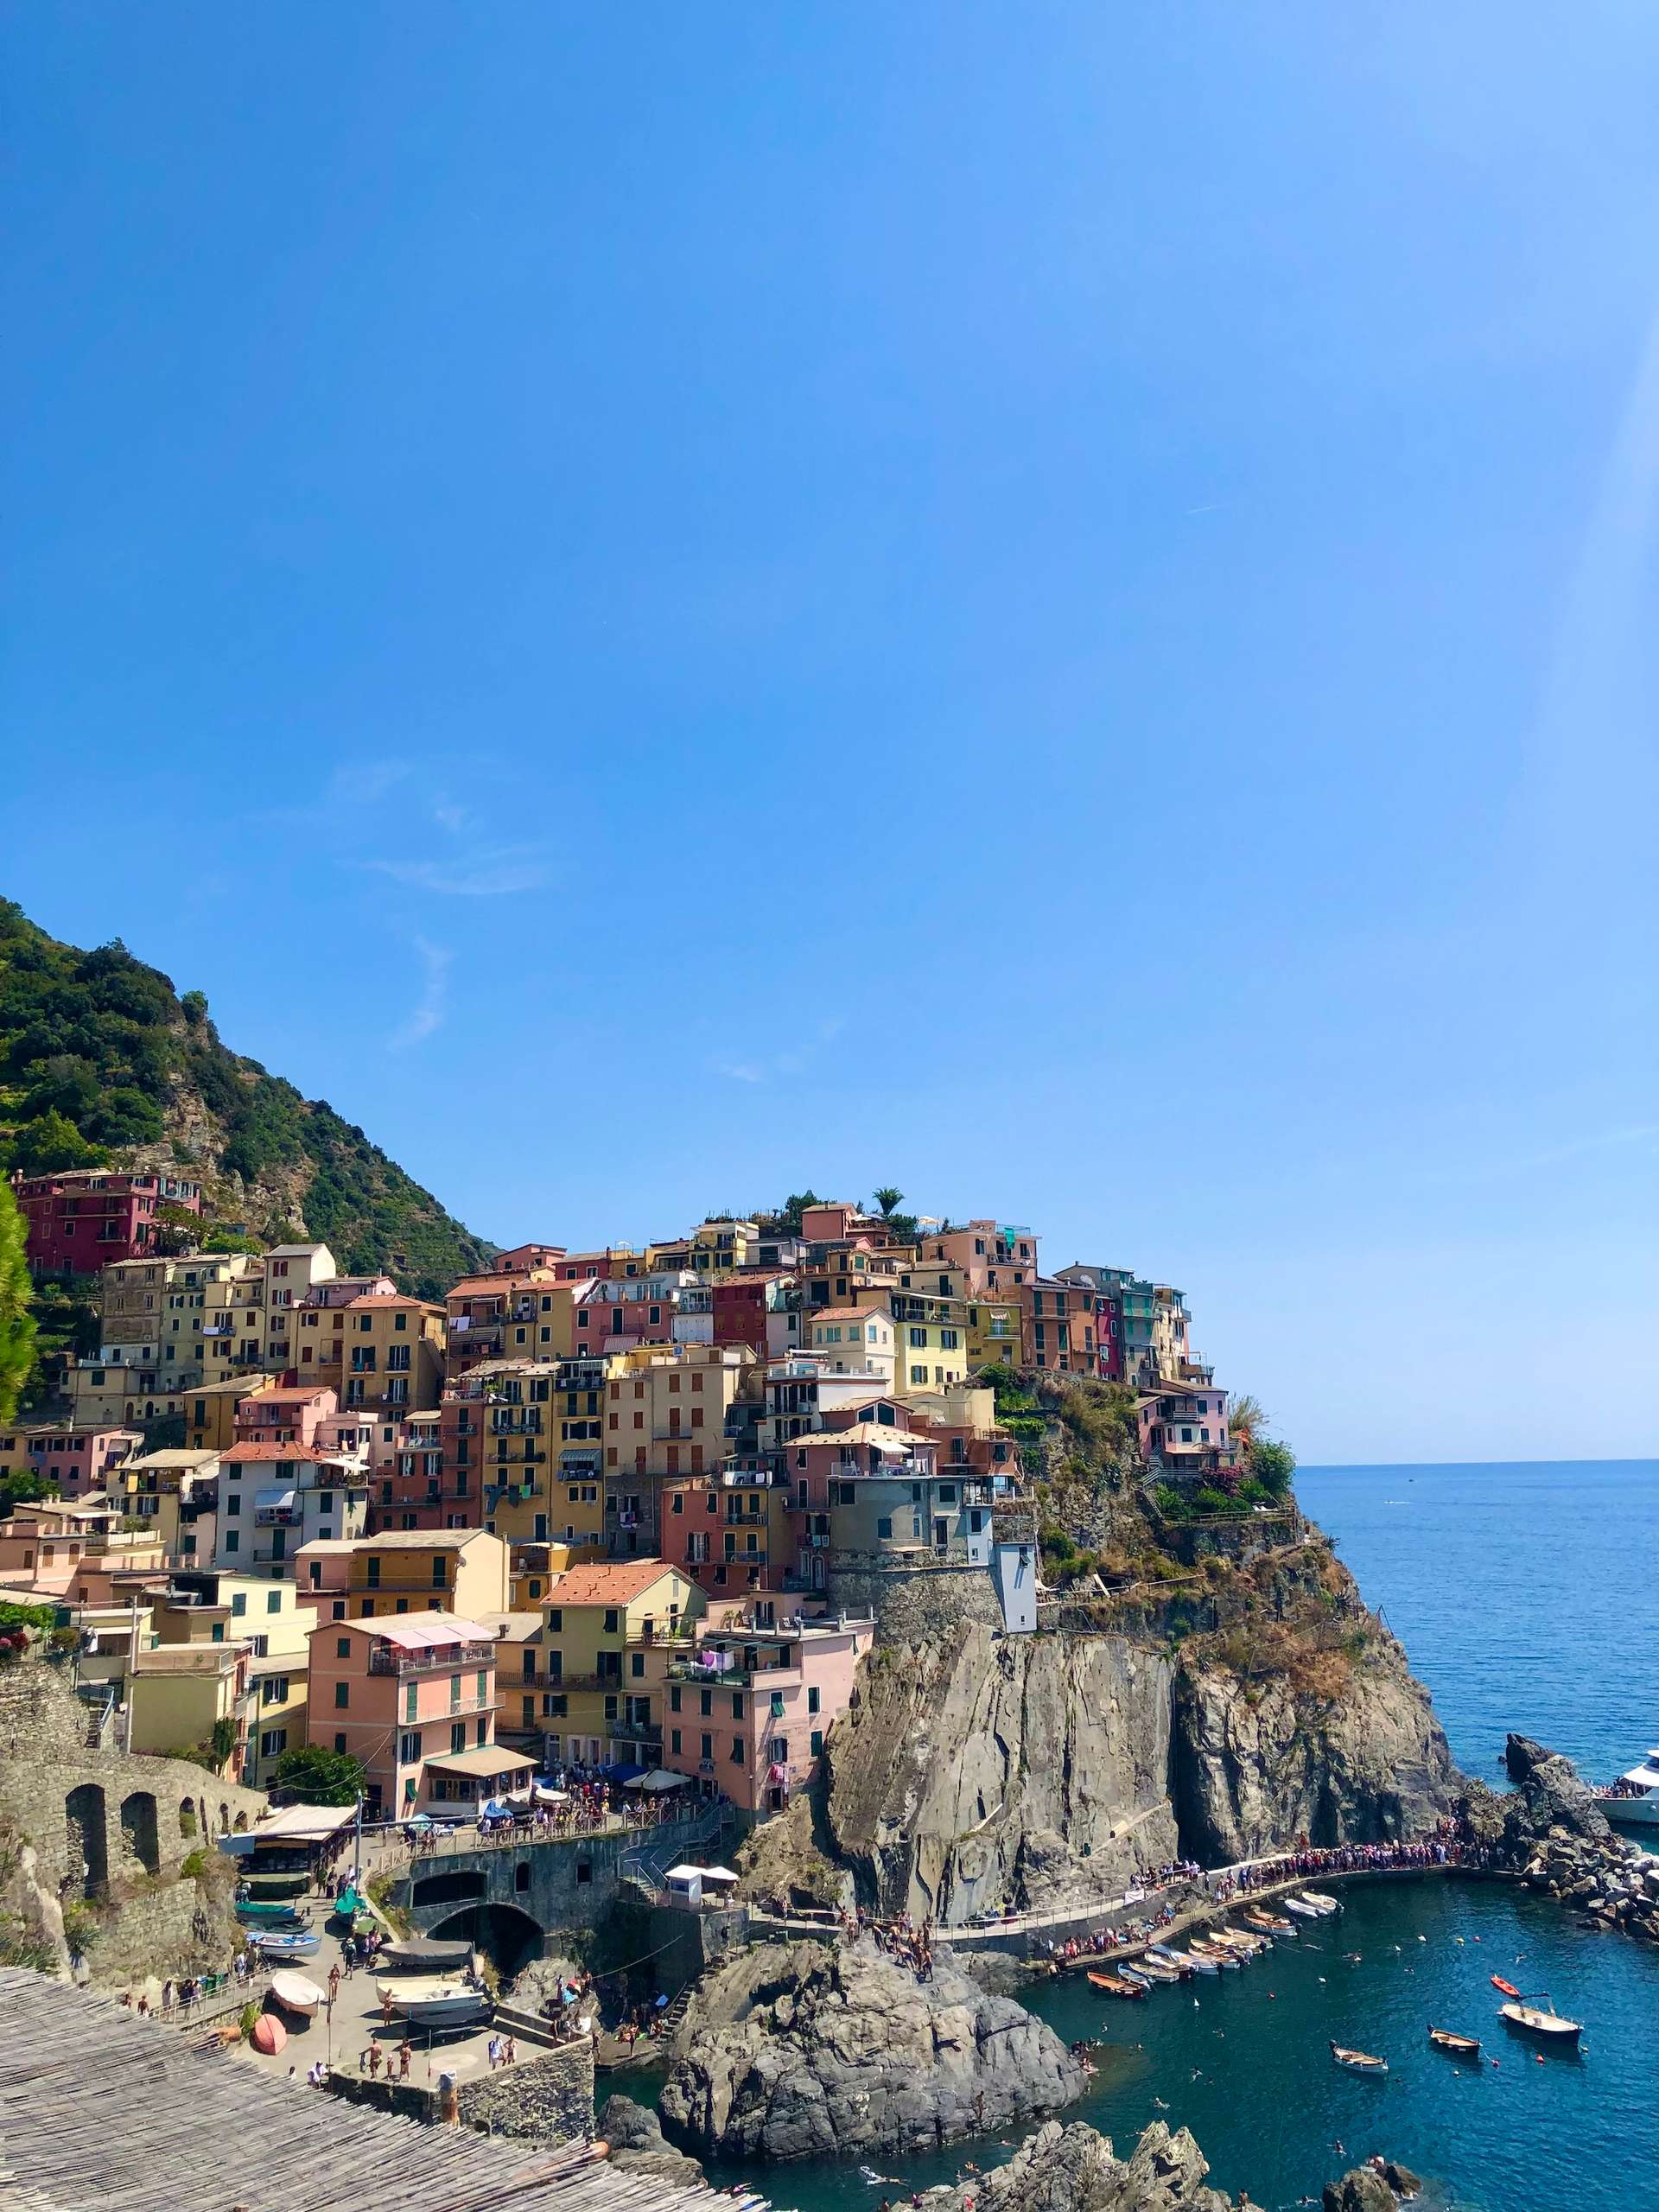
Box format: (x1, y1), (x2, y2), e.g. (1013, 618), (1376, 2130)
(823, 1623), (1180, 1922)
(658, 1936), (1084, 2160)
(745, 1537), (1454, 1923)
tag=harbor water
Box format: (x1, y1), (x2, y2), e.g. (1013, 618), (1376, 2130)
(691, 1461), (1659, 2212)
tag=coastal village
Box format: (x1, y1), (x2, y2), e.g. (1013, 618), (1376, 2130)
(1, 1169), (1653, 2212)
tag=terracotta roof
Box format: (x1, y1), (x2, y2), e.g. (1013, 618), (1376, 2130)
(344, 1293), (441, 1313)
(810, 1306), (888, 1324)
(546, 1559), (683, 1606)
(238, 1384), (332, 1403)
(358, 1528), (490, 1550)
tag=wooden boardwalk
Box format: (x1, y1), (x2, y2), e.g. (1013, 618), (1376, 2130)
(0, 1966), (729, 2212)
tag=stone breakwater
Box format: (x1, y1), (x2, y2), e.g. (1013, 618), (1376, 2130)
(1459, 1732), (1659, 1947)
(658, 1936), (1084, 2162)
(886, 2117), (1232, 2212)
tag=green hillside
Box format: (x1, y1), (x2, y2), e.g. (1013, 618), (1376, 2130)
(0, 899), (494, 1300)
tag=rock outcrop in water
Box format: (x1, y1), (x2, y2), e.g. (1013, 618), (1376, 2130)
(904, 2119), (1230, 2212)
(1459, 1736), (1659, 1947)
(594, 2095), (708, 2188)
(658, 1936), (1084, 2161)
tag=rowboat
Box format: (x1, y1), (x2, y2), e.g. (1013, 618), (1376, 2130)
(1330, 2041), (1389, 2075)
(1297, 1891), (1340, 1916)
(1283, 1896), (1325, 1921)
(1208, 1929), (1264, 1956)
(1118, 1965), (1154, 1988)
(1147, 1946), (1195, 1976)
(1131, 1959), (1181, 1984)
(1086, 1970), (1147, 1999)
(1188, 1938), (1242, 1969)
(1178, 1948), (1219, 1974)
(239, 1872), (311, 1901)
(268, 1970), (325, 2018)
(1498, 1999), (1581, 2044)
(1243, 1907), (1295, 1934)
(1427, 2027), (1482, 2057)
(376, 1977), (491, 2027)
(378, 1936), (475, 1974)
(255, 1929), (321, 1960)
(236, 1898), (311, 1926)
(1491, 1975), (1522, 1999)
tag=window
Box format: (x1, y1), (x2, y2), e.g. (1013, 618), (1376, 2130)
(807, 1685), (821, 1714)
(603, 1608), (619, 1634)
(810, 1729), (823, 1757)
(732, 1691), (745, 1719)
(671, 1727), (682, 1754)
(231, 1592), (246, 1618)
(399, 1730), (420, 1764)
(670, 1686), (682, 1713)
(730, 1737), (744, 1763)
(877, 1516), (893, 1539)
(909, 1365), (926, 1385)
(334, 1682), (349, 1708)
(908, 1327), (927, 1348)
(266, 1590), (282, 1614)
(450, 1721), (466, 1752)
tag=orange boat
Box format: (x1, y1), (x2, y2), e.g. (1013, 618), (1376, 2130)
(1491, 1975), (1522, 1999)
(1087, 1969), (1147, 1999)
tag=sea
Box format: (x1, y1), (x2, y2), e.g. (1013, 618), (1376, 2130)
(688, 1461), (1659, 2212)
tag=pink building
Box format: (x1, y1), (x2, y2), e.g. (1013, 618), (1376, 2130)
(292, 1538), (359, 1624)
(661, 1613), (869, 1819)
(307, 1610), (515, 1820)
(0, 1422), (143, 1500)
(234, 1383), (340, 1446)
(15, 1169), (200, 1277)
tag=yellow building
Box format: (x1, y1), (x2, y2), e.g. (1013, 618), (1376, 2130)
(508, 1540), (582, 1609)
(804, 1307), (896, 1385)
(540, 1559), (703, 1768)
(481, 1611), (550, 1745)
(127, 1643), (254, 1781)
(343, 1528), (510, 1620)
(184, 1376), (275, 1452)
(688, 1219), (759, 1277)
(116, 1448), (220, 1567)
(603, 1344), (753, 1554)
(146, 1570), (311, 1788)
(259, 1243), (337, 1370)
(889, 1305), (970, 1396)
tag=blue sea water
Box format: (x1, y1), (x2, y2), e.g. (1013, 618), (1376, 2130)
(695, 1462), (1659, 2212)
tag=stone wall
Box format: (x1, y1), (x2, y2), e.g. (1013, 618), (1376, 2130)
(0, 1654), (265, 1984)
(457, 2042), (594, 2145)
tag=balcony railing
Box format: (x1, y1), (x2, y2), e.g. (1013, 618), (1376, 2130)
(255, 1506), (302, 1528)
(366, 1641), (496, 1675)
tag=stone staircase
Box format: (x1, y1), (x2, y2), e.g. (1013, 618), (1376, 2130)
(489, 1997), (578, 2051)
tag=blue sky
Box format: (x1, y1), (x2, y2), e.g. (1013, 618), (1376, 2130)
(3, 5), (1656, 1463)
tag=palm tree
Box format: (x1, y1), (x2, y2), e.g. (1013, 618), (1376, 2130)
(871, 1187), (905, 1220)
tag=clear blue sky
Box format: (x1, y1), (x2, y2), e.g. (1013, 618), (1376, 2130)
(4, 5), (1656, 1464)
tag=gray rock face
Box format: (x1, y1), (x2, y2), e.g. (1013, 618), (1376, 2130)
(1321, 2169), (1397, 2212)
(825, 1623), (1180, 1923)
(1172, 1628), (1454, 1862)
(595, 2094), (707, 2187)
(658, 1936), (1084, 2161)
(1504, 1734), (1611, 1841)
(914, 2119), (1230, 2212)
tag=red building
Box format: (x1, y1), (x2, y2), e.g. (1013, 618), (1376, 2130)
(16, 1169), (200, 1277)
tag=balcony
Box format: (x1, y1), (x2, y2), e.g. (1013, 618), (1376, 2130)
(557, 1671), (625, 1693)
(255, 1505), (302, 1528)
(366, 1641), (496, 1675)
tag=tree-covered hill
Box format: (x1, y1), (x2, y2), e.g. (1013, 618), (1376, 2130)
(0, 899), (494, 1298)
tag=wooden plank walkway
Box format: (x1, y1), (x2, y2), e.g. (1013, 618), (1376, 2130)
(0, 1967), (729, 2212)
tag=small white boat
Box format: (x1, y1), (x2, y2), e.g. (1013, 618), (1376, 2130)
(1179, 1949), (1220, 1974)
(375, 1976), (490, 2027)
(1283, 1896), (1325, 1920)
(1297, 1891), (1340, 1916)
(268, 1970), (324, 2018)
(1595, 1747), (1659, 1827)
(1498, 1999), (1582, 2044)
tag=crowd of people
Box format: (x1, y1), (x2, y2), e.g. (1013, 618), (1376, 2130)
(840, 1904), (937, 1980)
(391, 1777), (689, 1857)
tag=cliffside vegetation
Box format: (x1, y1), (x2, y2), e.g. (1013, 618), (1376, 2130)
(0, 899), (493, 1298)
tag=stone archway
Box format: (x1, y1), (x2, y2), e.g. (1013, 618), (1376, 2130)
(119, 1790), (161, 1877)
(429, 1902), (544, 1978)
(410, 1868), (487, 1910)
(65, 1783), (108, 1898)
(179, 1796), (198, 1840)
(233, 1811), (249, 1832)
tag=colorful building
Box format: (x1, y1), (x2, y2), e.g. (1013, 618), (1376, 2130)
(340, 1527), (510, 1621)
(537, 1559), (702, 1770)
(307, 1611), (511, 1819)
(0, 1422), (142, 1499)
(15, 1169), (200, 1277)
(661, 1612), (869, 1819)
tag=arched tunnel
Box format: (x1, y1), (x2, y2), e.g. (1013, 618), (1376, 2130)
(428, 1901), (546, 1979)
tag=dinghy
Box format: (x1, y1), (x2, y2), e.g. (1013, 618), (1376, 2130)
(268, 1970), (325, 2018)
(1427, 2027), (1482, 2057)
(254, 1929), (321, 1960)
(1298, 1891), (1340, 1915)
(1086, 1969), (1148, 1999)
(1491, 1974), (1523, 1999)
(375, 1976), (491, 2027)
(378, 1936), (475, 1974)
(1330, 2040), (1389, 2075)
(1283, 1896), (1324, 1921)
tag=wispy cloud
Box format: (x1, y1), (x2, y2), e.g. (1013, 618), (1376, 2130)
(389, 936), (453, 1049)
(711, 1017), (845, 1086)
(367, 846), (551, 898)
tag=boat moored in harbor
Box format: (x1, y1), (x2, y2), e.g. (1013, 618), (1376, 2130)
(1593, 1747), (1659, 1827)
(1330, 2041), (1389, 2075)
(1086, 1969), (1148, 1999)
(1427, 2027), (1482, 2057)
(1498, 1998), (1582, 2044)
